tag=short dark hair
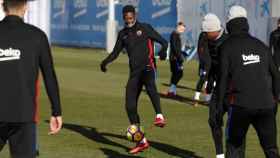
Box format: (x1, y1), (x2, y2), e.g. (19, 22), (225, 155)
(278, 18), (280, 25)
(122, 5), (136, 14)
(177, 21), (186, 27)
(3, 0), (27, 12)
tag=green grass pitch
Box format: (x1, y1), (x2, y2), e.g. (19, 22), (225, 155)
(0, 46), (279, 158)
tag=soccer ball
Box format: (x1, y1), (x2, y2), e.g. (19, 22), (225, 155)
(126, 125), (144, 142)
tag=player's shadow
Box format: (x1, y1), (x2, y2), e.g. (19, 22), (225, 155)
(61, 122), (203, 158)
(102, 132), (203, 158)
(158, 92), (208, 107)
(161, 83), (197, 92)
(49, 122), (143, 158)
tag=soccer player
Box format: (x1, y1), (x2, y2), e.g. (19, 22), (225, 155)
(270, 18), (280, 70)
(195, 13), (228, 158)
(0, 0), (63, 158)
(194, 14), (227, 104)
(167, 22), (186, 96)
(100, 5), (168, 154)
(194, 32), (211, 103)
(217, 6), (280, 158)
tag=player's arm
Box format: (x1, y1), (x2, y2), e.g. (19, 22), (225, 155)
(144, 24), (168, 60)
(39, 32), (62, 135)
(198, 32), (211, 72)
(100, 32), (124, 72)
(217, 44), (230, 112)
(268, 48), (280, 99)
(170, 33), (183, 61)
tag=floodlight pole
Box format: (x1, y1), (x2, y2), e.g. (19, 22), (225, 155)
(106, 0), (118, 53)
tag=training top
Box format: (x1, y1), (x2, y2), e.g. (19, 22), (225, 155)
(269, 27), (280, 66)
(169, 31), (183, 61)
(0, 15), (62, 122)
(102, 21), (168, 74)
(218, 17), (280, 109)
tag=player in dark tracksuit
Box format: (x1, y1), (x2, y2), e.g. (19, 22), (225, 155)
(217, 14), (280, 158)
(207, 30), (228, 158)
(269, 19), (280, 115)
(100, 5), (168, 154)
(167, 22), (186, 96)
(270, 18), (280, 70)
(195, 13), (229, 158)
(195, 32), (211, 101)
(0, 0), (63, 158)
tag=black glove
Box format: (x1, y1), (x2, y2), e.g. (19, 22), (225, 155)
(100, 61), (107, 73)
(158, 50), (167, 60)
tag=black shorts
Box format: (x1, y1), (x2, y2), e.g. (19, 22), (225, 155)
(0, 122), (36, 158)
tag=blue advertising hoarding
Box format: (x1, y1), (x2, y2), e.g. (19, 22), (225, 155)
(51, 0), (177, 48)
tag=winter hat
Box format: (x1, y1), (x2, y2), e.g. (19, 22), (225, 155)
(202, 13), (221, 32)
(228, 5), (247, 21)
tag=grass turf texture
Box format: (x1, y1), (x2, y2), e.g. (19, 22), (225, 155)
(0, 46), (279, 158)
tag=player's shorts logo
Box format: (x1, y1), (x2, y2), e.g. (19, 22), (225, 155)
(0, 48), (21, 62)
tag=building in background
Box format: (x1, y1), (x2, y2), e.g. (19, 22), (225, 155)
(0, 0), (279, 52)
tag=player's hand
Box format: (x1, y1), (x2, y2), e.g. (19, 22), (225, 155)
(158, 51), (167, 60)
(100, 62), (107, 72)
(48, 116), (63, 135)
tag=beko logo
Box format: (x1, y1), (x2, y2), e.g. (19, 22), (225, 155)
(242, 54), (260, 65)
(0, 48), (21, 62)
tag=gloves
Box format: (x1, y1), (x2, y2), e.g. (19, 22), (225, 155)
(158, 50), (167, 60)
(100, 61), (107, 72)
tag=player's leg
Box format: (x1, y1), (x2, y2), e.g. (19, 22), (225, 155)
(126, 75), (141, 125)
(173, 60), (184, 87)
(226, 106), (250, 158)
(143, 69), (165, 128)
(129, 73), (150, 154)
(168, 60), (178, 96)
(208, 93), (224, 158)
(252, 108), (280, 158)
(9, 123), (36, 158)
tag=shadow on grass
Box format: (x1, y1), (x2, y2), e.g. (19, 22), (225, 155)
(161, 83), (197, 92)
(100, 148), (144, 158)
(159, 92), (208, 107)
(59, 122), (203, 158)
(102, 132), (204, 158)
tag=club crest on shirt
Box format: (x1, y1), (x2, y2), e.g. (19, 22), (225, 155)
(137, 30), (142, 36)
